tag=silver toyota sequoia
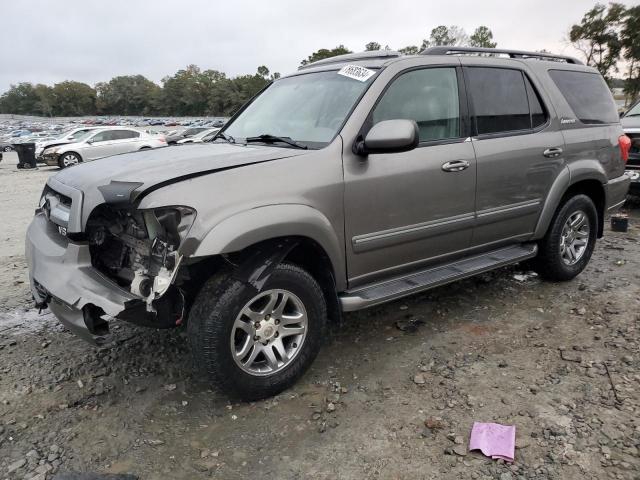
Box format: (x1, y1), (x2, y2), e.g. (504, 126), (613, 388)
(26, 47), (631, 400)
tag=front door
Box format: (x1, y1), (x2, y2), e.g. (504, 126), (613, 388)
(461, 61), (566, 247)
(343, 66), (477, 287)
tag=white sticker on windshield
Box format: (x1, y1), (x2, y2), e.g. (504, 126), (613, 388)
(337, 65), (376, 82)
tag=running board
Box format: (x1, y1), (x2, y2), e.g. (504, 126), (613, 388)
(340, 243), (538, 312)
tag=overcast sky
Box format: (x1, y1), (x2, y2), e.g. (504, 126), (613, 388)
(1, 0), (636, 93)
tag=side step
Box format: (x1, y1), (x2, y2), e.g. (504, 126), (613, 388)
(340, 243), (538, 312)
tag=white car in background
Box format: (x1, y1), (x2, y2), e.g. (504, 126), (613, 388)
(35, 127), (105, 159)
(41, 128), (167, 168)
(176, 128), (220, 144)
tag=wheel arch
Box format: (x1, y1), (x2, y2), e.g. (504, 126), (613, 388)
(534, 165), (606, 239)
(188, 204), (346, 291)
(58, 150), (83, 166)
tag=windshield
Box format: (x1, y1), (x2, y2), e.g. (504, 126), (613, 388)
(75, 130), (98, 142)
(626, 102), (640, 117)
(223, 70), (376, 149)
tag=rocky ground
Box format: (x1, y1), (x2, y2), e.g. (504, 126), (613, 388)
(0, 153), (639, 480)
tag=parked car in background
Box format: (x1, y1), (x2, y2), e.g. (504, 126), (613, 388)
(176, 128), (220, 144)
(35, 127), (104, 160)
(41, 128), (167, 168)
(622, 100), (640, 195)
(1, 141), (15, 152)
(165, 127), (209, 144)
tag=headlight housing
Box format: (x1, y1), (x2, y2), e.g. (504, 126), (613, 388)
(143, 206), (196, 249)
(43, 146), (60, 155)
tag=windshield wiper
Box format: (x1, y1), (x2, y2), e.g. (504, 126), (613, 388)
(214, 131), (236, 143)
(245, 134), (308, 150)
(625, 113), (640, 117)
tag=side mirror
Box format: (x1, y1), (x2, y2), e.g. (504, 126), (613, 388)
(355, 119), (419, 156)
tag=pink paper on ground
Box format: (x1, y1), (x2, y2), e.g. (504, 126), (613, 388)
(469, 422), (516, 462)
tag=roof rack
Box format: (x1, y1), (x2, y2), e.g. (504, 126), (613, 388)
(298, 50), (401, 70)
(421, 46), (583, 65)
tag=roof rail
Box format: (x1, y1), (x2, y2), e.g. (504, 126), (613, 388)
(298, 50), (401, 70)
(421, 46), (583, 65)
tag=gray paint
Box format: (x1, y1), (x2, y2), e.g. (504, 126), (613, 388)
(25, 51), (631, 339)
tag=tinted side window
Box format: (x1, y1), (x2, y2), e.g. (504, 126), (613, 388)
(114, 130), (139, 140)
(548, 70), (618, 124)
(524, 76), (547, 128)
(90, 131), (111, 142)
(467, 67), (530, 134)
(372, 67), (460, 143)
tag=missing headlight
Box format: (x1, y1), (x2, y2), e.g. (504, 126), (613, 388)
(87, 205), (196, 311)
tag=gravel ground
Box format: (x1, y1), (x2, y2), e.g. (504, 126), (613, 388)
(1, 152), (639, 480)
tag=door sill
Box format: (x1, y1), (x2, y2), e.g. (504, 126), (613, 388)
(339, 243), (537, 312)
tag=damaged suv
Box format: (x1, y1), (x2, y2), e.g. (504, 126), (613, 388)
(26, 47), (630, 400)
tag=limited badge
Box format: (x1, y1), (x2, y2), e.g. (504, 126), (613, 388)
(337, 65), (376, 82)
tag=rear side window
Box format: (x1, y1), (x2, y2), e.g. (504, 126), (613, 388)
(372, 67), (461, 143)
(524, 76), (546, 128)
(548, 70), (618, 125)
(113, 130), (140, 140)
(467, 67), (544, 135)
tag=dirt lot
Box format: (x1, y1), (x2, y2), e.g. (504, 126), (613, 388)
(1, 152), (639, 480)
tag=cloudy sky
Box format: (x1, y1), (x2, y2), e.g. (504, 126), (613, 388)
(0, 0), (635, 93)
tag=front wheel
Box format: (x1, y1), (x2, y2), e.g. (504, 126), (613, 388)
(532, 194), (598, 281)
(58, 152), (81, 169)
(188, 263), (327, 401)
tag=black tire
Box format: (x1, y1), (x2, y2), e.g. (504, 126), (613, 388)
(532, 194), (598, 281)
(58, 152), (81, 169)
(188, 263), (327, 401)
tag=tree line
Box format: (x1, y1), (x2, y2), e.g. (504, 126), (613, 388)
(1, 4), (638, 118)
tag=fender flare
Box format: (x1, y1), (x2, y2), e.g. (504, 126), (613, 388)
(533, 160), (607, 238)
(190, 204), (346, 290)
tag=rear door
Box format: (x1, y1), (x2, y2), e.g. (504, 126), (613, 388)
(82, 130), (118, 160)
(461, 60), (566, 247)
(111, 129), (142, 154)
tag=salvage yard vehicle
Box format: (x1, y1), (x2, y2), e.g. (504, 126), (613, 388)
(176, 128), (220, 144)
(41, 127), (167, 168)
(621, 100), (640, 195)
(35, 127), (104, 160)
(26, 47), (630, 400)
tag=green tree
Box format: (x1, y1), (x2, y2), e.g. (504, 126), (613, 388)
(34, 84), (54, 117)
(300, 45), (352, 66)
(365, 41), (381, 51)
(398, 45), (420, 55)
(0, 83), (40, 114)
(469, 26), (497, 48)
(96, 75), (161, 115)
(421, 25), (469, 50)
(50, 81), (96, 116)
(569, 2), (626, 81)
(621, 5), (640, 102)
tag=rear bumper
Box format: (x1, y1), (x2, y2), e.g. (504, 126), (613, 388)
(26, 213), (139, 344)
(605, 173), (631, 212)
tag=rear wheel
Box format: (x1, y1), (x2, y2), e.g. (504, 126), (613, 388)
(3, 146), (13, 152)
(532, 194), (597, 281)
(188, 263), (326, 401)
(58, 152), (81, 169)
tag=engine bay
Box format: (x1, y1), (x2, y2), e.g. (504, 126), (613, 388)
(85, 205), (188, 311)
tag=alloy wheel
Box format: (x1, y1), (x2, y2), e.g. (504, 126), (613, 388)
(560, 210), (590, 265)
(230, 289), (308, 376)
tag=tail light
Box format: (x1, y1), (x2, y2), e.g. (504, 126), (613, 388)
(619, 134), (631, 163)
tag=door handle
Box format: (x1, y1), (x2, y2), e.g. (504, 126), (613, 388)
(441, 160), (470, 172)
(543, 147), (563, 158)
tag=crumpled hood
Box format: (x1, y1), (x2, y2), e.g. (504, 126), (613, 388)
(53, 142), (308, 199)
